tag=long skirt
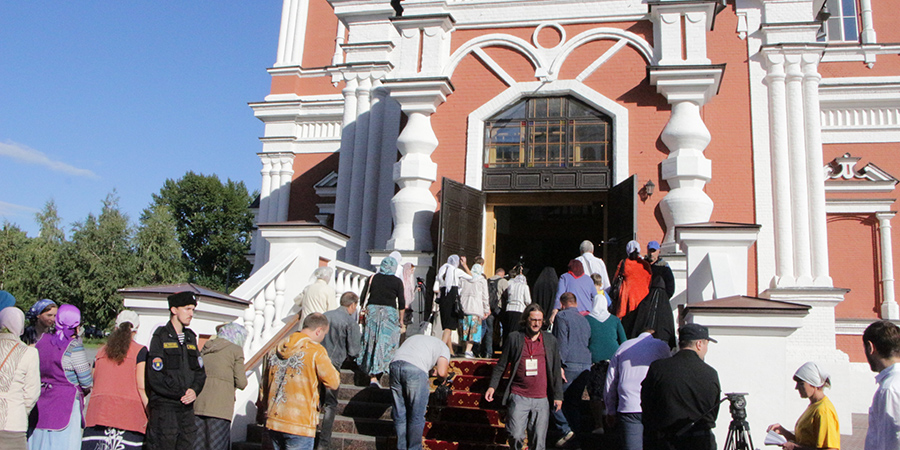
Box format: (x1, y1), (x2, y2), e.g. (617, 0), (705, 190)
(193, 416), (231, 450)
(81, 426), (144, 450)
(460, 315), (483, 343)
(28, 398), (81, 450)
(356, 305), (400, 377)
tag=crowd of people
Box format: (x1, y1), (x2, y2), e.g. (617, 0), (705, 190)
(3, 237), (900, 450)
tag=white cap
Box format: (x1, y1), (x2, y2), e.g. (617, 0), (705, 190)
(115, 310), (140, 330)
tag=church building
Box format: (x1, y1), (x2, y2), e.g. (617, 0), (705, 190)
(238, 0), (900, 442)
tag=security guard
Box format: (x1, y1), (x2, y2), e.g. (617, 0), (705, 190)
(145, 291), (207, 449)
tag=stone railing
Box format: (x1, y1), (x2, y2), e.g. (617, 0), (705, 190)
(331, 259), (373, 298)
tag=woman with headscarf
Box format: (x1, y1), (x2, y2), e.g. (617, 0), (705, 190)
(0, 307), (40, 450)
(82, 310), (148, 450)
(767, 362), (840, 450)
(612, 240), (652, 319)
(584, 296), (626, 434)
(459, 262), (489, 359)
(532, 267), (559, 323)
(295, 266), (337, 324)
(434, 255), (472, 354)
(30, 304), (92, 450)
(502, 264), (532, 345)
(553, 260), (597, 320)
(193, 322), (248, 450)
(23, 299), (57, 346)
(357, 256), (405, 386)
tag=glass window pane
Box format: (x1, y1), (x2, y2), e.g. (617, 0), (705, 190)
(843, 17), (858, 40)
(549, 98), (562, 117)
(827, 17), (842, 40)
(574, 123), (605, 142)
(489, 125), (521, 144)
(841, 0), (856, 17)
(532, 144), (547, 167)
(533, 98), (548, 118)
(548, 144), (563, 166)
(494, 101), (527, 120)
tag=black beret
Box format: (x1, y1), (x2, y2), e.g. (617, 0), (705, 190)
(167, 291), (197, 308)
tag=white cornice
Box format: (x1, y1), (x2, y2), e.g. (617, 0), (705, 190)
(820, 76), (900, 143)
(440, 0), (648, 28)
(825, 198), (896, 214)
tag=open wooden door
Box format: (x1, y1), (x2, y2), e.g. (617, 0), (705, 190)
(605, 175), (637, 279)
(437, 177), (485, 266)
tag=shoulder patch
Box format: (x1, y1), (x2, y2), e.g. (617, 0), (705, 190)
(163, 342), (179, 349)
(186, 344), (197, 351)
(151, 357), (164, 371)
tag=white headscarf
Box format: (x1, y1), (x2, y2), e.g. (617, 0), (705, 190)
(388, 251), (404, 280)
(588, 292), (611, 323)
(115, 310), (140, 331)
(0, 307), (25, 337)
(794, 361), (831, 388)
(626, 240), (641, 256)
(437, 255), (461, 288)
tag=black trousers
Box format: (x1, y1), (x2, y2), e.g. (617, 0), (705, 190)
(317, 387), (339, 450)
(145, 401), (197, 450)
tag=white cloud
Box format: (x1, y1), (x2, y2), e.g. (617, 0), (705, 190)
(0, 140), (98, 179)
(0, 200), (39, 216)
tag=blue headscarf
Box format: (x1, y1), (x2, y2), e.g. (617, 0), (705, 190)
(26, 298), (57, 322)
(0, 291), (15, 311)
(380, 256), (398, 276)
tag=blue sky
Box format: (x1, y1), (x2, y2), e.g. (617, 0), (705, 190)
(0, 2), (283, 236)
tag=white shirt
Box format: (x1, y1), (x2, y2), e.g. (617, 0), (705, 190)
(296, 279), (337, 323)
(604, 332), (671, 414)
(867, 363), (900, 450)
(0, 334), (40, 433)
(578, 253), (611, 290)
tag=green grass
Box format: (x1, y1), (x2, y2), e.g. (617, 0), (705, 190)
(82, 337), (107, 349)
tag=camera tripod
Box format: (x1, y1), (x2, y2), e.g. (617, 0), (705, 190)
(722, 393), (754, 450)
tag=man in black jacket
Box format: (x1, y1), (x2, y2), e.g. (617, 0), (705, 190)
(485, 304), (563, 450)
(641, 323), (721, 450)
(145, 291), (207, 450)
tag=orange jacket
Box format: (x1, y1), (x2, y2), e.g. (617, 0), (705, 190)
(261, 331), (340, 437)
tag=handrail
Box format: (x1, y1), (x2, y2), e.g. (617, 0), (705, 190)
(244, 313), (301, 371)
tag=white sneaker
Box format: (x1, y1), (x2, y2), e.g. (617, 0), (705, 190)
(555, 431), (574, 447)
(464, 351), (475, 359)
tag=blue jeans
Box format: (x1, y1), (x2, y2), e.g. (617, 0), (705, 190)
(390, 360), (430, 450)
(481, 314), (496, 357)
(270, 430), (315, 450)
(551, 363), (591, 436)
(620, 413), (643, 450)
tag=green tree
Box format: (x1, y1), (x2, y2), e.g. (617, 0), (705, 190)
(65, 193), (138, 328)
(0, 221), (31, 308)
(152, 171), (254, 292)
(134, 203), (188, 285)
(18, 201), (70, 306)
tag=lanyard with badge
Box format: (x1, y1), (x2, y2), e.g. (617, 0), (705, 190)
(524, 335), (540, 377)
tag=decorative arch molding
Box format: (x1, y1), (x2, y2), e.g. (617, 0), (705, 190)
(464, 80), (629, 190)
(443, 27), (654, 84)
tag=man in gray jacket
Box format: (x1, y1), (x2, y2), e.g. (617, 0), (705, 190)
(319, 292), (362, 450)
(485, 303), (563, 450)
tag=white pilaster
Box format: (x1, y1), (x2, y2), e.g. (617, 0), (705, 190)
(275, 0), (311, 67)
(785, 54), (813, 285)
(764, 53), (795, 287)
(333, 76), (359, 237)
(801, 53), (831, 286)
(878, 212), (899, 320)
(649, 66), (724, 252)
(859, 0), (877, 44)
(382, 79), (453, 252)
(375, 95), (402, 250)
(359, 83), (388, 264)
(267, 157), (284, 224)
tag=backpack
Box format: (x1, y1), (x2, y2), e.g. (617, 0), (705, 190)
(488, 278), (502, 316)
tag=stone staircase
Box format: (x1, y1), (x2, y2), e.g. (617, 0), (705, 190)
(234, 357), (513, 450)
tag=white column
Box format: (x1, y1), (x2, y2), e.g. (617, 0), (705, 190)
(765, 53), (795, 287)
(878, 212), (899, 320)
(267, 158), (284, 224)
(277, 154), (295, 222)
(275, 0), (310, 67)
(785, 54), (812, 285)
(346, 76), (373, 266)
(382, 79), (453, 252)
(333, 77), (359, 236)
(258, 155), (273, 225)
(860, 0), (877, 44)
(375, 95), (402, 250)
(802, 53), (832, 287)
(332, 21), (346, 66)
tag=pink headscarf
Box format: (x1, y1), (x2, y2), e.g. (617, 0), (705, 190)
(52, 304), (81, 349)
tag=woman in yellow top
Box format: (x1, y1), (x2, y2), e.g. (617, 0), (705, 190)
(767, 361), (840, 450)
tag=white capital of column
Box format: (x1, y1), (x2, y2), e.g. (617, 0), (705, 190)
(382, 79), (453, 252)
(277, 154), (295, 222)
(878, 212), (898, 320)
(649, 66), (723, 251)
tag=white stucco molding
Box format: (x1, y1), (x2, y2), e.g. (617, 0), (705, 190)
(825, 199), (895, 214)
(820, 76), (900, 144)
(824, 153), (899, 193)
(464, 80), (630, 189)
(442, 0), (648, 28)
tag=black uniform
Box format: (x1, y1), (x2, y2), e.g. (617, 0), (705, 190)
(641, 349), (721, 450)
(145, 321), (207, 450)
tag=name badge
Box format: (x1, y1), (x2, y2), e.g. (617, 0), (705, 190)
(163, 342), (179, 349)
(187, 344), (197, 351)
(525, 357), (538, 377)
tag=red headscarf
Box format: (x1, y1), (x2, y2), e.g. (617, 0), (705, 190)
(568, 259), (585, 278)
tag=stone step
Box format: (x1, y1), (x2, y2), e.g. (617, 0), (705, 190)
(332, 415), (395, 435)
(337, 384), (393, 403)
(340, 369), (389, 387)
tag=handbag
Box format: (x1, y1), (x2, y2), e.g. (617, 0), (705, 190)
(607, 261), (625, 314)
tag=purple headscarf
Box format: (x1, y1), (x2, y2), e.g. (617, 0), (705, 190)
(52, 304), (81, 349)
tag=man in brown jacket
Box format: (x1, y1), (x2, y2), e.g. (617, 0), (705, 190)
(261, 313), (340, 450)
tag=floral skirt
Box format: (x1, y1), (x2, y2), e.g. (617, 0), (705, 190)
(81, 426), (144, 450)
(461, 315), (483, 343)
(356, 305), (400, 377)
